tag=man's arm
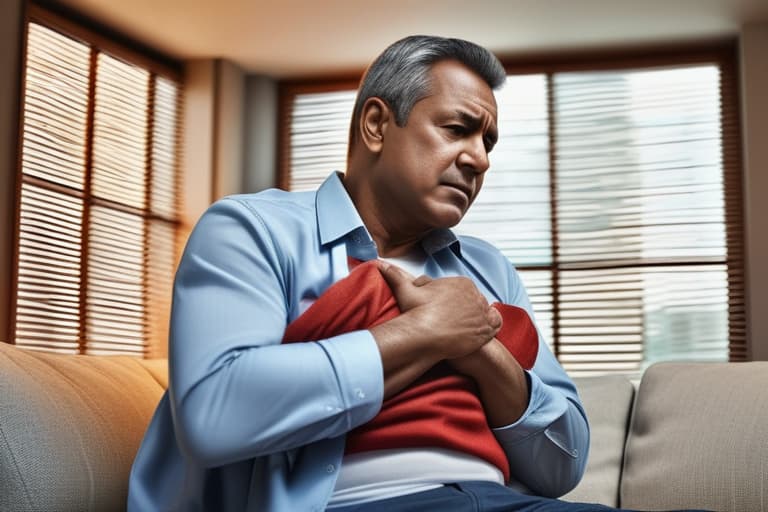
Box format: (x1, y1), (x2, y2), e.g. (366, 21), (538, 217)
(168, 199), (502, 468)
(169, 199), (386, 467)
(482, 266), (589, 498)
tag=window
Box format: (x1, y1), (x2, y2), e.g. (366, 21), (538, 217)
(11, 7), (183, 357)
(278, 46), (744, 377)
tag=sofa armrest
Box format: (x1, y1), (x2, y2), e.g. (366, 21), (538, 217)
(621, 361), (768, 511)
(0, 342), (167, 512)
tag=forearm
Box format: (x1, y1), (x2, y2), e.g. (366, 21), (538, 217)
(369, 311), (445, 399)
(495, 377), (589, 497)
(452, 338), (529, 427)
(173, 331), (384, 467)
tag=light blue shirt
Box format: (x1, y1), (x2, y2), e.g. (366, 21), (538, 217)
(128, 172), (589, 512)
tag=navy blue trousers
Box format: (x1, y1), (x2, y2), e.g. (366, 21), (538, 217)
(329, 481), (708, 511)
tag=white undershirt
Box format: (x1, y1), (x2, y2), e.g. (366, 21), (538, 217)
(378, 247), (428, 277)
(327, 448), (504, 508)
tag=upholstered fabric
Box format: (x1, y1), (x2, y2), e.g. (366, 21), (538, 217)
(0, 342), (167, 512)
(562, 375), (635, 507)
(621, 362), (768, 511)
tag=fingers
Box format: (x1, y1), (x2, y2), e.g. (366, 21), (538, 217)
(486, 305), (502, 331)
(377, 260), (431, 287)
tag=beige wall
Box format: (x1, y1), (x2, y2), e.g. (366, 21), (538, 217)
(0, 0), (24, 343)
(243, 75), (278, 193)
(181, 58), (250, 230)
(741, 23), (768, 360)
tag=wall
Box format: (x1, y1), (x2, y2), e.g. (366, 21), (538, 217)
(243, 75), (278, 193)
(0, 0), (24, 342)
(740, 23), (768, 360)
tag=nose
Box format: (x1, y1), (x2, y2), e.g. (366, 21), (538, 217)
(457, 134), (490, 174)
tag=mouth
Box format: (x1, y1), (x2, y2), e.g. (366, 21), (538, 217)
(441, 182), (473, 200)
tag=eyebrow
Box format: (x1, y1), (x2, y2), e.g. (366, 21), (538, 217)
(455, 110), (498, 146)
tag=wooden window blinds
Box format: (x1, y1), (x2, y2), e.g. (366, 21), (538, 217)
(12, 10), (183, 358)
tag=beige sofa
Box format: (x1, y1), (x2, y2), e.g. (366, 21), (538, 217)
(1, 340), (767, 511)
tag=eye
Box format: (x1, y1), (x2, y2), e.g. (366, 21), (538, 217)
(445, 124), (467, 136)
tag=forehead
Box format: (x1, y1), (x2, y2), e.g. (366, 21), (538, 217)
(422, 60), (498, 120)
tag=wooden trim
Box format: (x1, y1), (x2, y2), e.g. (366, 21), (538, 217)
(27, 2), (182, 82)
(210, 59), (221, 203)
(77, 45), (98, 355)
(142, 74), (156, 358)
(8, 8), (30, 345)
(546, 74), (561, 359)
(499, 39), (738, 75)
(719, 45), (747, 361)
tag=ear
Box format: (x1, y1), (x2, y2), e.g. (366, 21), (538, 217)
(359, 97), (391, 154)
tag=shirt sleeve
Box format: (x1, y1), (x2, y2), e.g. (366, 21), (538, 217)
(168, 198), (384, 468)
(491, 263), (590, 498)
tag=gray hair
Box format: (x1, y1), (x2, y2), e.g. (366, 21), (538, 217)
(350, 35), (506, 145)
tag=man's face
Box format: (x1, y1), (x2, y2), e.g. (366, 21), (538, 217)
(372, 59), (499, 235)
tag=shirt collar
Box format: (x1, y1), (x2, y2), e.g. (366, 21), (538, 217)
(316, 172), (368, 246)
(315, 171), (462, 256)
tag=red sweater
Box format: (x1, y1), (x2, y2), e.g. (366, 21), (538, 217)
(282, 260), (538, 481)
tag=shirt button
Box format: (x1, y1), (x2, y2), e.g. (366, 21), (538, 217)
(326, 464), (335, 473)
(354, 388), (365, 399)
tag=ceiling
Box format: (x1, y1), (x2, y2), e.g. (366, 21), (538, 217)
(54, 0), (768, 78)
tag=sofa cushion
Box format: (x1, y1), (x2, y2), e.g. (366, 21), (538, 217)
(0, 342), (167, 512)
(621, 362), (768, 511)
(562, 375), (635, 507)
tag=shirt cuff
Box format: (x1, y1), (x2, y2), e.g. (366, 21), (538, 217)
(318, 330), (384, 430)
(491, 369), (570, 445)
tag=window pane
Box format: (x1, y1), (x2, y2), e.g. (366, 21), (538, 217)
(21, 23), (89, 190)
(86, 206), (146, 355)
(517, 269), (554, 352)
(14, 184), (83, 353)
(151, 77), (181, 218)
(554, 66), (725, 266)
(456, 74), (552, 266)
(289, 89), (356, 190)
(92, 52), (150, 209)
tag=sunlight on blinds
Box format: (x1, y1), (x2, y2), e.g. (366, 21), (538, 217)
(554, 65), (728, 375)
(20, 24), (89, 190)
(289, 90), (356, 190)
(15, 21), (182, 357)
(92, 53), (150, 209)
(15, 184), (83, 353)
(456, 75), (552, 266)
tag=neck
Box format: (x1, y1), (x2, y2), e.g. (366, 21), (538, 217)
(341, 169), (424, 258)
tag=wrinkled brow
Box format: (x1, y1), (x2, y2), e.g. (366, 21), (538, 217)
(455, 110), (498, 146)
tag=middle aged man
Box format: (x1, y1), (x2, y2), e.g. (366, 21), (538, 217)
(129, 35), (662, 512)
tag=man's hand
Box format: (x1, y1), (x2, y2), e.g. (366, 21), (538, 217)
(372, 263), (529, 425)
(368, 262), (501, 398)
(377, 261), (502, 359)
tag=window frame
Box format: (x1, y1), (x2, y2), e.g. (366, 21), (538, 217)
(9, 3), (185, 357)
(275, 41), (747, 368)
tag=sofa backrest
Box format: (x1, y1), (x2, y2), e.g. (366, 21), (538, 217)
(621, 361), (768, 512)
(563, 374), (635, 507)
(0, 342), (168, 512)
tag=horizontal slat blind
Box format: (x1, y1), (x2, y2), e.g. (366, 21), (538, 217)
(289, 90), (356, 190)
(279, 53), (743, 377)
(554, 65), (729, 375)
(456, 75), (552, 266)
(15, 184), (83, 353)
(13, 20), (182, 357)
